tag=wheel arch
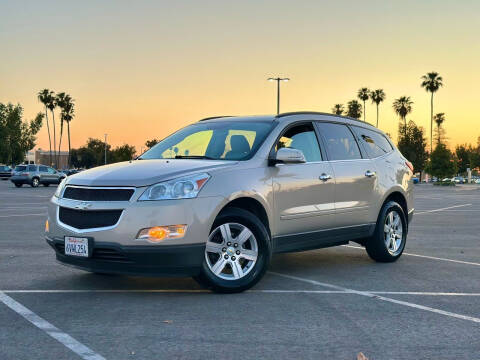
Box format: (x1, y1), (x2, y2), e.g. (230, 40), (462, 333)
(214, 195), (271, 238)
(380, 190), (409, 224)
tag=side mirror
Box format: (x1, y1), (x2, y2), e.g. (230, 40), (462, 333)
(271, 147), (306, 165)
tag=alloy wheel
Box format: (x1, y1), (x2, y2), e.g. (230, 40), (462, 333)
(383, 210), (403, 256)
(205, 222), (258, 280)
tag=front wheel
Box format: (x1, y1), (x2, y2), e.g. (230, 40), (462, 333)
(194, 207), (271, 293)
(14, 183), (22, 188)
(365, 201), (407, 262)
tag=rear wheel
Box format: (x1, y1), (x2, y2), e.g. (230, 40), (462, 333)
(31, 177), (40, 188)
(194, 207), (271, 293)
(365, 201), (406, 262)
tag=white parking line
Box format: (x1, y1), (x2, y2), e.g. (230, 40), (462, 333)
(415, 204), (472, 214)
(0, 292), (106, 360)
(269, 272), (480, 323)
(0, 213), (46, 218)
(343, 245), (480, 267)
(2, 289), (480, 296)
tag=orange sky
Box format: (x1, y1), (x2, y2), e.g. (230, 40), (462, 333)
(1, 0), (479, 153)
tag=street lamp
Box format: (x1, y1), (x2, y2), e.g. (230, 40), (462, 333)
(267, 77), (290, 114)
(104, 133), (107, 165)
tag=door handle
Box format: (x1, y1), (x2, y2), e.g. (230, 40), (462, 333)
(365, 170), (376, 177)
(319, 173), (332, 181)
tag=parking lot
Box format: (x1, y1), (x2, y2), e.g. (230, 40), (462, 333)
(0, 179), (479, 360)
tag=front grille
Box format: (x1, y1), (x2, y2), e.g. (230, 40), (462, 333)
(59, 207), (123, 230)
(63, 187), (134, 201)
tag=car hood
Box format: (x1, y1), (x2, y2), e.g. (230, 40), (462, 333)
(66, 159), (237, 187)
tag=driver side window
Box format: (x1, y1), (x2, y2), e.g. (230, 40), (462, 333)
(275, 123), (322, 162)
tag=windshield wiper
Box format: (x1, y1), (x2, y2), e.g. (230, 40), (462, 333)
(174, 155), (217, 160)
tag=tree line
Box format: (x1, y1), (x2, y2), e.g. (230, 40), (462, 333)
(69, 138), (136, 169)
(0, 103), (43, 165)
(330, 71), (480, 179)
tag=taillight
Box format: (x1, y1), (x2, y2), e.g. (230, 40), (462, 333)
(405, 161), (414, 173)
(21, 172), (29, 176)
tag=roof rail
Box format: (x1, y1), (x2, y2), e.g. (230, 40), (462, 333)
(276, 111), (376, 127)
(198, 116), (234, 122)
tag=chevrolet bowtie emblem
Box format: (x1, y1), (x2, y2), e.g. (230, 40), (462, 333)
(74, 202), (92, 210)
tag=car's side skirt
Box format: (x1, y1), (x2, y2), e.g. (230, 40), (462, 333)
(273, 223), (375, 253)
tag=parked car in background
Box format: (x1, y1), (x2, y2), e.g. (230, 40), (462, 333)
(412, 177), (419, 184)
(61, 169), (81, 177)
(46, 112), (414, 293)
(10, 164), (66, 188)
(0, 165), (12, 180)
(452, 176), (464, 184)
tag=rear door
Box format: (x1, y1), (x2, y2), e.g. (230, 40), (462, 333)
(315, 122), (377, 228)
(39, 166), (49, 183)
(272, 122), (336, 242)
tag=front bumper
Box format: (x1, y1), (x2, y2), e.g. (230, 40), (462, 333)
(46, 236), (205, 276)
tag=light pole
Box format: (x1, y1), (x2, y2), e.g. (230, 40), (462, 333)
(104, 133), (107, 165)
(268, 77), (290, 114)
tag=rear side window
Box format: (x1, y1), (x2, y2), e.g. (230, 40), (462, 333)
(28, 165), (37, 172)
(316, 123), (361, 161)
(353, 127), (393, 158)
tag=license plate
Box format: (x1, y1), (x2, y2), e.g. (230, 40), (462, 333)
(64, 236), (89, 257)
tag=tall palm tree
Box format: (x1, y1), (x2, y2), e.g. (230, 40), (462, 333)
(46, 92), (57, 168)
(347, 100), (362, 119)
(37, 89), (54, 166)
(370, 89), (386, 128)
(433, 112), (445, 146)
(56, 92), (72, 168)
(62, 98), (75, 168)
(421, 72), (443, 153)
(357, 87), (370, 122)
(392, 96), (413, 137)
(331, 104), (344, 115)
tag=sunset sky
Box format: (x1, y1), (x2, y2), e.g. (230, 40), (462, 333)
(1, 0), (479, 153)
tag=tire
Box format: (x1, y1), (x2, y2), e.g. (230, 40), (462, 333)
(31, 177), (40, 188)
(14, 183), (22, 188)
(194, 207), (272, 293)
(365, 201), (407, 262)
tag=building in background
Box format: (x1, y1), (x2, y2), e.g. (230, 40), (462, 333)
(33, 149), (69, 169)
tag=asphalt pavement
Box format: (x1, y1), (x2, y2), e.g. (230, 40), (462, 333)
(0, 179), (479, 359)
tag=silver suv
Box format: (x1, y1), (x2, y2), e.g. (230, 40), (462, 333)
(11, 164), (66, 188)
(46, 112), (414, 293)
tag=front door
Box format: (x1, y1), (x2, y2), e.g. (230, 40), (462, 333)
(271, 122), (336, 249)
(315, 122), (377, 228)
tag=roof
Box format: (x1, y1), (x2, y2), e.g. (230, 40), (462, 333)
(198, 111), (379, 130)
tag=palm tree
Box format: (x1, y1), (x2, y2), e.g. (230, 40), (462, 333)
(37, 89), (54, 166)
(357, 87), (370, 122)
(46, 92), (57, 168)
(370, 89), (386, 128)
(433, 112), (446, 146)
(56, 93), (73, 168)
(421, 72), (443, 153)
(331, 104), (344, 115)
(63, 99), (75, 168)
(392, 96), (413, 137)
(347, 100), (362, 119)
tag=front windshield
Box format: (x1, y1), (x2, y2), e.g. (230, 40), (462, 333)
(140, 121), (275, 161)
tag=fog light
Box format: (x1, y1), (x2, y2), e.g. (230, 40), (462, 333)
(136, 225), (187, 243)
(45, 219), (49, 233)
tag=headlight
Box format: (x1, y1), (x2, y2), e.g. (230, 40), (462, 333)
(138, 173), (210, 201)
(54, 178), (67, 198)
